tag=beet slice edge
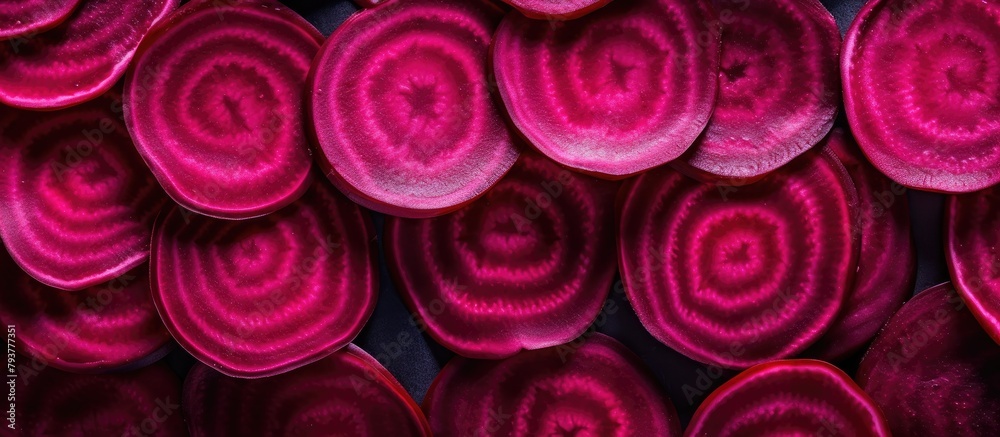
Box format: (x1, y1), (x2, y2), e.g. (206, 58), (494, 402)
(947, 187), (1000, 344)
(0, 0), (82, 40)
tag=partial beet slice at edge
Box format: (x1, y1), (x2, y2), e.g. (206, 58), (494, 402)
(500, 0), (611, 20)
(947, 187), (1000, 344)
(0, 0), (82, 40)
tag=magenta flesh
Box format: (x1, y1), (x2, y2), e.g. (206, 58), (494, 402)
(184, 345), (430, 436)
(125, 0), (321, 219)
(0, 0), (81, 40)
(499, 0), (612, 20)
(424, 333), (682, 436)
(18, 361), (186, 436)
(386, 152), (618, 359)
(857, 283), (1000, 435)
(675, 0), (840, 180)
(843, 0), (1000, 193)
(491, 0), (719, 179)
(151, 179), (377, 378)
(309, 0), (519, 218)
(0, 0), (176, 109)
(947, 186), (1000, 343)
(687, 360), (890, 436)
(806, 128), (915, 360)
(618, 149), (858, 368)
(0, 90), (168, 291)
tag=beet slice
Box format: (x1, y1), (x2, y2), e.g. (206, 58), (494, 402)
(499, 0), (611, 20)
(184, 345), (431, 436)
(424, 333), (681, 436)
(0, 251), (171, 373)
(806, 128), (915, 360)
(947, 185), (1000, 343)
(19, 361), (185, 436)
(125, 0), (321, 220)
(687, 360), (890, 436)
(491, 0), (719, 179)
(151, 178), (377, 378)
(674, 0), (840, 180)
(0, 90), (168, 291)
(843, 0), (1000, 193)
(0, 0), (81, 40)
(618, 149), (858, 368)
(386, 152), (618, 359)
(0, 0), (176, 109)
(309, 0), (519, 218)
(857, 283), (1000, 435)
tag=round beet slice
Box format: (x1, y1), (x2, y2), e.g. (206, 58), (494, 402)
(843, 0), (1000, 193)
(125, 0), (321, 220)
(151, 179), (377, 378)
(618, 149), (858, 368)
(386, 152), (618, 359)
(947, 186), (1000, 343)
(0, 0), (176, 109)
(424, 333), (681, 436)
(0, 252), (171, 373)
(0, 90), (168, 291)
(806, 128), (915, 360)
(0, 0), (81, 40)
(19, 361), (185, 436)
(492, 0), (719, 179)
(184, 345), (431, 436)
(310, 0), (520, 218)
(500, 0), (611, 20)
(674, 0), (840, 180)
(687, 360), (890, 436)
(857, 283), (1000, 435)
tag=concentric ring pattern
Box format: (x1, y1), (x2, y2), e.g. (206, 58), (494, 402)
(618, 149), (858, 368)
(184, 345), (431, 436)
(310, 0), (519, 218)
(424, 333), (682, 437)
(947, 188), (1000, 343)
(0, 90), (168, 291)
(151, 179), (377, 378)
(492, 0), (719, 179)
(125, 0), (321, 219)
(843, 0), (1000, 192)
(386, 152), (618, 359)
(0, 0), (81, 40)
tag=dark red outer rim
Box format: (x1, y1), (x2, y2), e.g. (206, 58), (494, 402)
(501, 0), (613, 20)
(0, 0), (82, 41)
(945, 197), (1000, 344)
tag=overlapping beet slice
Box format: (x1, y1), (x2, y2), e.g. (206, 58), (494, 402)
(687, 360), (890, 436)
(309, 0), (519, 218)
(184, 345), (430, 436)
(618, 149), (858, 368)
(0, 90), (168, 291)
(125, 0), (321, 219)
(947, 186), (1000, 343)
(0, 0), (176, 109)
(500, 0), (611, 20)
(674, 0), (840, 181)
(386, 152), (618, 359)
(843, 0), (1000, 193)
(806, 128), (915, 360)
(491, 0), (719, 179)
(858, 283), (1000, 435)
(0, 0), (81, 40)
(424, 333), (681, 436)
(151, 178), (377, 378)
(18, 361), (186, 436)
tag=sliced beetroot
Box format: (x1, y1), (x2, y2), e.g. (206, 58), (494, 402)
(500, 0), (611, 20)
(491, 0), (719, 179)
(19, 361), (186, 436)
(857, 283), (1000, 435)
(618, 149), (858, 368)
(386, 152), (618, 359)
(0, 0), (176, 109)
(806, 128), (915, 360)
(843, 0), (1000, 193)
(125, 0), (321, 219)
(184, 345), (431, 436)
(151, 179), (377, 378)
(309, 0), (519, 218)
(687, 360), (890, 436)
(947, 187), (1000, 343)
(674, 0), (840, 180)
(0, 0), (81, 40)
(0, 90), (168, 291)
(424, 333), (681, 436)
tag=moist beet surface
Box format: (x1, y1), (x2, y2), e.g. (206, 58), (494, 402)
(947, 186), (1000, 343)
(0, 0), (82, 40)
(500, 0), (612, 20)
